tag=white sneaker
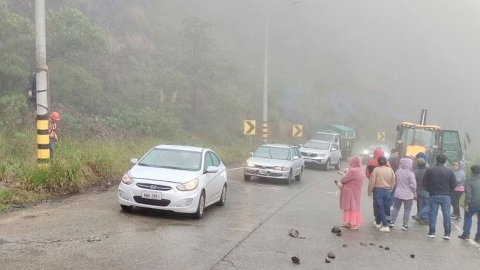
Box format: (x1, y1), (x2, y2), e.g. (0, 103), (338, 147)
(379, 226), (390, 233)
(373, 221), (382, 229)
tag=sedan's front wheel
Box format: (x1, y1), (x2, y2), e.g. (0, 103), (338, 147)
(216, 184), (227, 206)
(244, 174), (251, 181)
(295, 167), (303, 181)
(120, 205), (133, 212)
(193, 191), (205, 219)
(285, 171), (292, 185)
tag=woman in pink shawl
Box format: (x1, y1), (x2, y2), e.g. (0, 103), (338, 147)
(339, 156), (365, 230)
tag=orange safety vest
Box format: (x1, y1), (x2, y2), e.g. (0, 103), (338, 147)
(49, 122), (57, 139)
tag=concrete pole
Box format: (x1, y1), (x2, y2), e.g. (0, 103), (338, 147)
(261, 1), (301, 143)
(262, 4), (270, 143)
(35, 0), (50, 163)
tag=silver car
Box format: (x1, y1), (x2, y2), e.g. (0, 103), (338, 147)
(244, 144), (304, 185)
(299, 140), (342, 171)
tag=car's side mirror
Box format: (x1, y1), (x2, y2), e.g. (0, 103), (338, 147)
(249, 152), (254, 157)
(293, 156), (299, 160)
(130, 158), (138, 165)
(206, 166), (219, 174)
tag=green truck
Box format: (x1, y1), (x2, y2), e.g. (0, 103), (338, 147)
(312, 125), (356, 159)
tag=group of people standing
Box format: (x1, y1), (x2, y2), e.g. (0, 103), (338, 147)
(337, 148), (480, 242)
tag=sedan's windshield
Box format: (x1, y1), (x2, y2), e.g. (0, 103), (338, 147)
(138, 149), (202, 171)
(304, 141), (329, 150)
(254, 146), (291, 160)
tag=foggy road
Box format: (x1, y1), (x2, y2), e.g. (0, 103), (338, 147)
(1, 165), (479, 270)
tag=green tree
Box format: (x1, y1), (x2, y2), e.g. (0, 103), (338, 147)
(48, 58), (104, 115)
(0, 2), (34, 94)
(47, 6), (105, 62)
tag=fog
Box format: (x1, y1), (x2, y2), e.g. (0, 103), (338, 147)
(2, 0), (479, 154)
(160, 0), (480, 151)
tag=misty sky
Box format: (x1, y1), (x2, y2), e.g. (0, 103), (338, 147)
(160, 0), (480, 150)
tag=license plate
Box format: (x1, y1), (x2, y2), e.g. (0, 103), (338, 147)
(142, 190), (162, 200)
(259, 169), (267, 175)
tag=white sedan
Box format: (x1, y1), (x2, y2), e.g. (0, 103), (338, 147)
(118, 145), (227, 219)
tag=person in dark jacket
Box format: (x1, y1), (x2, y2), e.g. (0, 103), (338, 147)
(458, 165), (480, 242)
(412, 158), (429, 224)
(423, 154), (456, 240)
(388, 149), (400, 211)
(388, 149), (399, 173)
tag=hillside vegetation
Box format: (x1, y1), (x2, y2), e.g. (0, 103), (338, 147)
(0, 0), (399, 209)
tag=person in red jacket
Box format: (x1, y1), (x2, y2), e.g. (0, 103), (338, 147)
(49, 111), (60, 158)
(366, 148), (391, 222)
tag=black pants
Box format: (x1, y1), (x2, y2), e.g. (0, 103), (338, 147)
(452, 190), (464, 217)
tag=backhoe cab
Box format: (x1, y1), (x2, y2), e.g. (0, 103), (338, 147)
(395, 109), (463, 166)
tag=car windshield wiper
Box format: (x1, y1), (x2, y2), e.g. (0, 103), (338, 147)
(157, 165), (183, 170)
(138, 163), (154, 167)
(137, 164), (184, 170)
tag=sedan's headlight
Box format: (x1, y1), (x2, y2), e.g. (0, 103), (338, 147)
(363, 149), (369, 155)
(177, 179), (199, 191)
(121, 174), (133, 185)
(245, 162), (255, 167)
(274, 166), (289, 171)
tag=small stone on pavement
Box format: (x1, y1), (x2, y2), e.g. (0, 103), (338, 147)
(327, 252), (336, 259)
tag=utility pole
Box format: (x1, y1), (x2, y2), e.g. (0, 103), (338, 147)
(262, 6), (269, 143)
(35, 0), (50, 163)
(261, 1), (301, 143)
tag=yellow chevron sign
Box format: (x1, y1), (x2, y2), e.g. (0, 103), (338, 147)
(293, 125), (303, 137)
(244, 120), (256, 135)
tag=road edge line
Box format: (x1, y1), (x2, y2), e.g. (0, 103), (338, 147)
(226, 167), (243, 172)
(452, 221), (480, 249)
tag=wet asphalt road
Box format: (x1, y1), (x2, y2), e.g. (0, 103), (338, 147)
(1, 165), (479, 270)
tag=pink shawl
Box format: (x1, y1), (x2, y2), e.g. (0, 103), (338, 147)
(340, 156), (365, 211)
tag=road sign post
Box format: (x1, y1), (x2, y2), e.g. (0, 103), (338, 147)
(244, 120), (256, 151)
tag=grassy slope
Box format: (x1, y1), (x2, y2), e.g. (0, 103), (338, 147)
(0, 133), (252, 210)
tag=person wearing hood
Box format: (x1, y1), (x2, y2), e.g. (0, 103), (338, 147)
(451, 161), (466, 221)
(366, 148), (391, 178)
(413, 158), (430, 224)
(339, 156), (365, 231)
(366, 148), (391, 221)
(368, 156), (396, 233)
(458, 165), (480, 242)
(389, 158), (417, 230)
